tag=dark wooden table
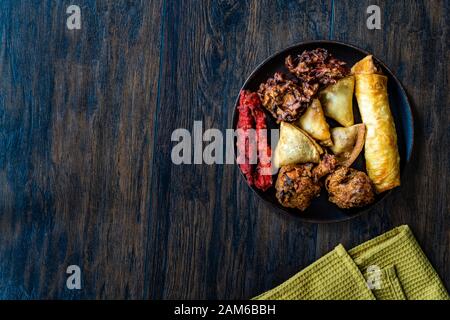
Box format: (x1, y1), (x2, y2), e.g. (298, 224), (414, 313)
(0, 0), (448, 299)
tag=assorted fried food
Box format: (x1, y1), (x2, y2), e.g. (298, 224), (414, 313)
(275, 154), (337, 211)
(237, 48), (401, 213)
(258, 49), (350, 124)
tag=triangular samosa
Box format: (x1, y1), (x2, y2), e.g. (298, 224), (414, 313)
(330, 124), (366, 167)
(296, 99), (332, 147)
(319, 76), (355, 127)
(274, 122), (323, 168)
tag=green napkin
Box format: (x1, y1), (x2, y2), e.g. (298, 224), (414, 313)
(255, 225), (449, 300)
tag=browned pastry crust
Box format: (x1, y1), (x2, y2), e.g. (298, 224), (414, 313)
(325, 167), (375, 209)
(258, 72), (318, 122)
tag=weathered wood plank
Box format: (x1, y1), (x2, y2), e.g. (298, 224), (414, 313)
(0, 0), (163, 299)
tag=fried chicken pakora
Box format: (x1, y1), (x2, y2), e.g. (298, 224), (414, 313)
(275, 164), (320, 211)
(275, 155), (337, 211)
(325, 166), (375, 209)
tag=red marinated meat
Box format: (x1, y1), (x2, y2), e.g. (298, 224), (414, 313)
(237, 91), (255, 185)
(237, 90), (273, 191)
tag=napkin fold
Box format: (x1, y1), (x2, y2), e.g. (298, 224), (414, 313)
(254, 225), (449, 300)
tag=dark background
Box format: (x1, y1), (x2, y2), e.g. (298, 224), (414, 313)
(0, 0), (448, 299)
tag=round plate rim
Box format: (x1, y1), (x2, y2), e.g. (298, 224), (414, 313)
(232, 40), (414, 224)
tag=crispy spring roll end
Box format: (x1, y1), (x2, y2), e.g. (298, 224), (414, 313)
(351, 55), (381, 75)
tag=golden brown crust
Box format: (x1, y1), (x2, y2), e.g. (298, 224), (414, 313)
(273, 122), (323, 168)
(319, 76), (355, 127)
(350, 55), (381, 75)
(296, 99), (332, 146)
(329, 124), (366, 167)
(325, 167), (375, 209)
(352, 56), (401, 193)
(312, 154), (337, 181)
(275, 164), (321, 211)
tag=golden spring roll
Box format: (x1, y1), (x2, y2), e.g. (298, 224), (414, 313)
(351, 56), (400, 193)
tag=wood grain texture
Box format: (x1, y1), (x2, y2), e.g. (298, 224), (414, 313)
(0, 0), (448, 299)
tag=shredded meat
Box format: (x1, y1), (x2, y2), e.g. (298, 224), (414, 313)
(275, 164), (321, 211)
(285, 48), (349, 86)
(258, 72), (318, 123)
(259, 49), (349, 123)
(325, 167), (375, 209)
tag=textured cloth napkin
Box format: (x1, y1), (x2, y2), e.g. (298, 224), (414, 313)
(255, 225), (449, 300)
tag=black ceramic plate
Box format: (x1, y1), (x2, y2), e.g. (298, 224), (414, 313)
(232, 40), (414, 223)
